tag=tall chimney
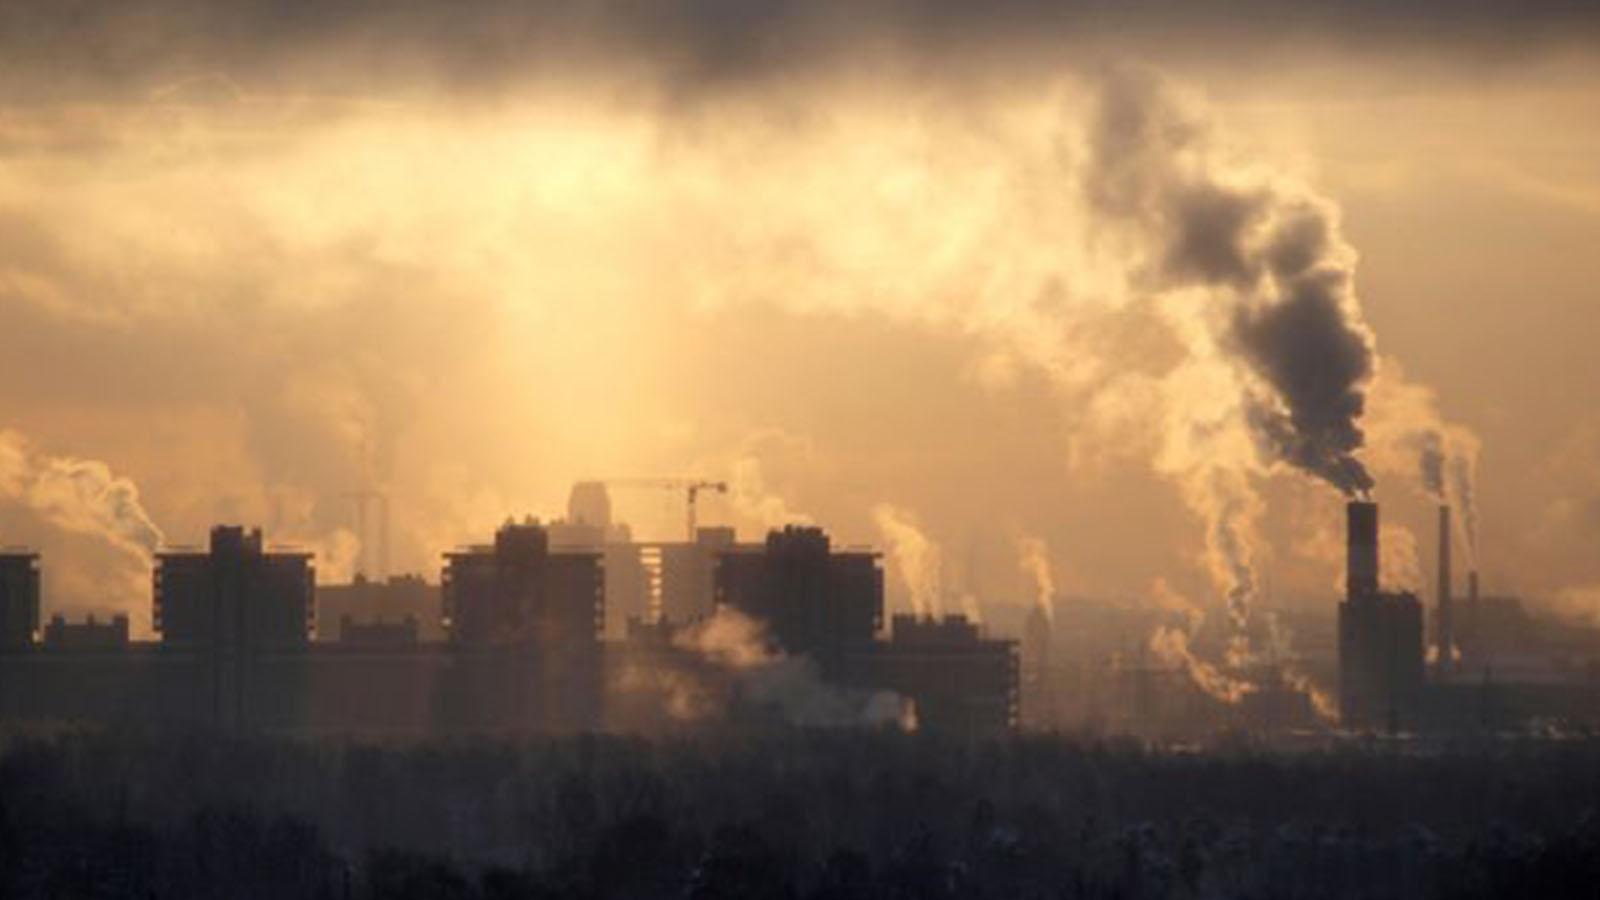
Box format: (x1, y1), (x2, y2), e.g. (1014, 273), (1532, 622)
(1436, 505), (1453, 670)
(1346, 501), (1379, 601)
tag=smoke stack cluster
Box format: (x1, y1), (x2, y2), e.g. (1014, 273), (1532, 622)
(1346, 501), (1379, 601)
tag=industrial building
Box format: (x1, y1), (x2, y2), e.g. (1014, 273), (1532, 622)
(1337, 501), (1425, 731)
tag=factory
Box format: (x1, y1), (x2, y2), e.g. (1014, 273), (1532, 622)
(0, 491), (1019, 736)
(1020, 498), (1600, 738)
(1337, 500), (1425, 730)
(1338, 498), (1600, 734)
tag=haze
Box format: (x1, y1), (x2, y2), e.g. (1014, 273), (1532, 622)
(2, 0), (1598, 638)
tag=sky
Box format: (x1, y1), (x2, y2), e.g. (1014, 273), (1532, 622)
(1, 0), (1598, 637)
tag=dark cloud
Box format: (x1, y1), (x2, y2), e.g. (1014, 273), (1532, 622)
(0, 0), (1596, 102)
(1086, 67), (1377, 496)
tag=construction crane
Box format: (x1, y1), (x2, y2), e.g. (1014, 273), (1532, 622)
(603, 478), (728, 541)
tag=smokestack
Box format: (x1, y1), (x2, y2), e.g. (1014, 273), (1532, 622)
(1346, 501), (1379, 601)
(1437, 505), (1453, 671)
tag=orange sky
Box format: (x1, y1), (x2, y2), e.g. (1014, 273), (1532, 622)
(0, 5), (1597, 636)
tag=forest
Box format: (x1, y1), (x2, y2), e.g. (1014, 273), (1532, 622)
(3, 728), (1600, 899)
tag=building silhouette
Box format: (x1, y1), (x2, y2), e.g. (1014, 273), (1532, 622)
(1337, 501), (1424, 731)
(317, 573), (441, 642)
(154, 526), (316, 729)
(875, 614), (1018, 735)
(714, 525), (883, 658)
(440, 519), (604, 732)
(0, 550), (40, 648)
(43, 613), (130, 651)
(660, 526), (736, 624)
(0, 517), (1021, 737)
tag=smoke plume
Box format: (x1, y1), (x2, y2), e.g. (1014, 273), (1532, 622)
(1016, 535), (1056, 624)
(673, 607), (914, 729)
(1088, 66), (1378, 499)
(722, 430), (816, 535)
(1365, 362), (1483, 561)
(1451, 451), (1480, 560)
(0, 430), (164, 557)
(1148, 624), (1253, 706)
(871, 503), (945, 618)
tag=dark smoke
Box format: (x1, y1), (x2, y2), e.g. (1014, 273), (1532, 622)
(1233, 228), (1376, 497)
(1089, 70), (1377, 497)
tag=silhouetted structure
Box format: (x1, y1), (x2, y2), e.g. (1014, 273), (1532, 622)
(548, 483), (650, 639)
(154, 526), (314, 648)
(0, 550), (40, 648)
(1338, 501), (1424, 731)
(873, 614), (1018, 735)
(660, 526), (736, 624)
(1020, 606), (1056, 728)
(441, 519), (604, 732)
(316, 574), (441, 642)
(43, 613), (129, 651)
(154, 526), (315, 729)
(714, 525), (882, 658)
(1436, 504), (1455, 673)
(0, 520), (1023, 736)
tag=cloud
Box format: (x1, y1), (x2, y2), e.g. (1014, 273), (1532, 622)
(0, 0), (1597, 104)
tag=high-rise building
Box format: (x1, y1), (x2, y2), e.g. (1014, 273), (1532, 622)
(548, 484), (650, 639)
(441, 519), (604, 731)
(443, 520), (604, 646)
(0, 551), (40, 649)
(714, 525), (883, 657)
(154, 526), (314, 649)
(152, 526), (315, 728)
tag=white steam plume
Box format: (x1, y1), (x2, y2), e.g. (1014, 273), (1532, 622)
(871, 503), (946, 619)
(673, 607), (914, 729)
(1143, 578), (1251, 705)
(0, 429), (165, 557)
(1365, 362), (1483, 561)
(725, 432), (816, 534)
(1016, 535), (1057, 624)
